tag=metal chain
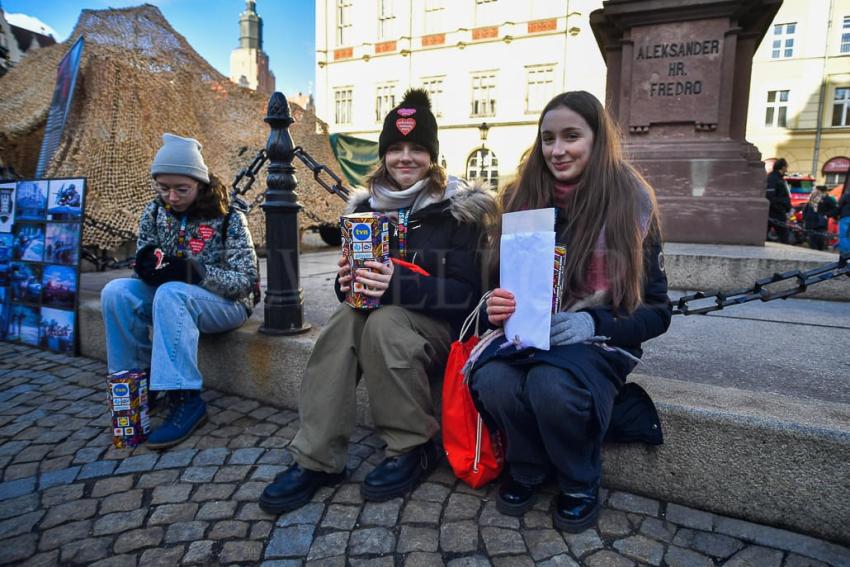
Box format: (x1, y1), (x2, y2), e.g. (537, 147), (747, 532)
(767, 217), (837, 240)
(673, 252), (850, 316)
(292, 146), (351, 201)
(230, 148), (268, 214)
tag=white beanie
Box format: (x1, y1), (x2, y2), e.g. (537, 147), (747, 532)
(150, 133), (210, 184)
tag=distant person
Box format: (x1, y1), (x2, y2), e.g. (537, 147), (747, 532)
(765, 158), (792, 244)
(838, 182), (850, 253)
(101, 133), (259, 449)
(802, 185), (837, 251)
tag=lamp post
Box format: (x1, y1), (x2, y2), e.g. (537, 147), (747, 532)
(478, 121), (490, 148)
(259, 92), (311, 335)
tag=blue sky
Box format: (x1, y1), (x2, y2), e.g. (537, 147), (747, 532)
(2, 0), (316, 97)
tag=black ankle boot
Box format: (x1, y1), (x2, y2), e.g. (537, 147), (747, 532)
(496, 476), (541, 516)
(259, 463), (345, 514)
(361, 440), (438, 501)
(553, 489), (600, 533)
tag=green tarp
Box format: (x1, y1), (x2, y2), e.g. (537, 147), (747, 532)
(328, 133), (379, 189)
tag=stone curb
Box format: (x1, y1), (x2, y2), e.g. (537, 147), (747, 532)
(79, 296), (850, 545)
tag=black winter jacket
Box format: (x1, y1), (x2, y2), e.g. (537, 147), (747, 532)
(335, 181), (496, 338)
(838, 192), (850, 219)
(472, 237), (672, 444)
(765, 171), (792, 215)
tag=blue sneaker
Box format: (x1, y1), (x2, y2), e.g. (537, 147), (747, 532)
(146, 390), (207, 449)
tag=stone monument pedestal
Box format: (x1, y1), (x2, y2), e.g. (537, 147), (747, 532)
(591, 0), (782, 245)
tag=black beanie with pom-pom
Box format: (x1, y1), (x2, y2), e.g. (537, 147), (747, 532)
(378, 88), (439, 161)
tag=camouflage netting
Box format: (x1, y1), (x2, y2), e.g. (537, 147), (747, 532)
(0, 4), (346, 253)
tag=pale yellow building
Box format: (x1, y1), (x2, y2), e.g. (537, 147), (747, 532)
(314, 0), (606, 186)
(315, 0), (848, 188)
(746, 0), (850, 187)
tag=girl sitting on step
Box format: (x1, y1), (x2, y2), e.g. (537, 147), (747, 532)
(101, 133), (259, 450)
(469, 91), (672, 533)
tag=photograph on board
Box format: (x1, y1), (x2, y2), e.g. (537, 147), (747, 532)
(7, 303), (40, 346)
(0, 288), (8, 340)
(39, 307), (75, 355)
(0, 233), (12, 286)
(13, 223), (45, 262)
(41, 265), (77, 310)
(10, 262), (42, 304)
(47, 179), (84, 221)
(14, 180), (48, 221)
(44, 223), (80, 265)
(0, 183), (15, 232)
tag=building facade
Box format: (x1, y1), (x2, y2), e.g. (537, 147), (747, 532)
(230, 0), (276, 96)
(315, 0), (605, 186)
(0, 7), (56, 78)
(746, 0), (850, 186)
(315, 0), (848, 189)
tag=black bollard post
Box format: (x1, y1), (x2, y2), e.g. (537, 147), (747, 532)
(259, 92), (311, 335)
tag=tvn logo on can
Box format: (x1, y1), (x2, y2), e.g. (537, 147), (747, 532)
(352, 223), (372, 241)
(111, 382), (131, 411)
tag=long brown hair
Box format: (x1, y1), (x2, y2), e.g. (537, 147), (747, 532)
(157, 173), (229, 219)
(366, 159), (447, 196)
(499, 91), (661, 313)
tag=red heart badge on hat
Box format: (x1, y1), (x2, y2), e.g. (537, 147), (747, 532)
(198, 225), (215, 241)
(188, 238), (206, 254)
(396, 118), (416, 135)
(397, 108), (417, 117)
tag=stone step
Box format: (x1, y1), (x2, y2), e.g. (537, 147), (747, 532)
(78, 292), (850, 546)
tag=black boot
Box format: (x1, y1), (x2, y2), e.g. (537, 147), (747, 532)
(553, 489), (600, 533)
(496, 476), (541, 516)
(259, 463), (345, 514)
(361, 440), (438, 501)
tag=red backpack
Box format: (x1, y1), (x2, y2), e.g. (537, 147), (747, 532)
(441, 294), (503, 488)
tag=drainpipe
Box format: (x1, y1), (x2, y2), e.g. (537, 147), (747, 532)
(812, 0), (835, 178)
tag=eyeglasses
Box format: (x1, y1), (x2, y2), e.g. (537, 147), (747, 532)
(154, 184), (196, 198)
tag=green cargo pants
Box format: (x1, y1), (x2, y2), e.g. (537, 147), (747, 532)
(288, 304), (452, 474)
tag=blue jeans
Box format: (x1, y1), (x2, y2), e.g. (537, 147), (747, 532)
(101, 278), (248, 391)
(839, 217), (850, 253)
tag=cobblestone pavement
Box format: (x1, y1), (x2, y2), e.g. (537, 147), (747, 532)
(1, 343), (848, 567)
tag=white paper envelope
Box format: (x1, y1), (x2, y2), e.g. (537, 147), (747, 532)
(500, 208), (555, 350)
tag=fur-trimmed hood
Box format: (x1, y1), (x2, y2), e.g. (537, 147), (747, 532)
(344, 176), (498, 230)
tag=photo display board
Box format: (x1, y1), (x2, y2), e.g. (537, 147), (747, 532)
(0, 177), (86, 355)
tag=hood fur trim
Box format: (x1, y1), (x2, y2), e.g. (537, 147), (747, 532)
(343, 177), (497, 230)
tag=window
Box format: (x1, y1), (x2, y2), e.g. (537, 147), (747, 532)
(466, 148), (499, 189)
(841, 16), (850, 54)
(765, 90), (789, 127)
(833, 87), (850, 126)
(526, 65), (555, 113)
(424, 0), (445, 34)
(825, 172), (845, 186)
(337, 0), (352, 46)
(471, 72), (497, 117)
(421, 76), (444, 117)
(375, 83), (396, 122)
(771, 23), (796, 59)
(378, 0), (396, 40)
(334, 88), (353, 125)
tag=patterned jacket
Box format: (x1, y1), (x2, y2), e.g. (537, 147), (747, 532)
(136, 200), (259, 314)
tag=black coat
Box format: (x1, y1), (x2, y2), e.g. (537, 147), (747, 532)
(838, 192), (850, 220)
(472, 239), (672, 445)
(335, 184), (496, 338)
(765, 171), (792, 215)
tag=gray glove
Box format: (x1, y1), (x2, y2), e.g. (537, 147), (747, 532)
(550, 311), (596, 346)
